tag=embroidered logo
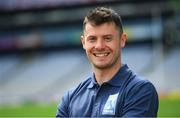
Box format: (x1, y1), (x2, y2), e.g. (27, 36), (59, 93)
(102, 93), (119, 115)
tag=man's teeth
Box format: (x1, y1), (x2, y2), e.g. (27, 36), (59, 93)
(94, 53), (108, 57)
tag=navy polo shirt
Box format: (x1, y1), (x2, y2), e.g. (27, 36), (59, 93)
(56, 64), (158, 117)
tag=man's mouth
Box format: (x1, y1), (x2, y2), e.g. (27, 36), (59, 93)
(93, 52), (110, 57)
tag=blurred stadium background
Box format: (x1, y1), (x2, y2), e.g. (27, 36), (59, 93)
(0, 0), (180, 117)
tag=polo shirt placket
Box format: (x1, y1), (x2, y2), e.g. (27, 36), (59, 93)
(91, 84), (101, 117)
(89, 79), (120, 117)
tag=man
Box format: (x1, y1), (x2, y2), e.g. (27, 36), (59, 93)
(56, 7), (158, 117)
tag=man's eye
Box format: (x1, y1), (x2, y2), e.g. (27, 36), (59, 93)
(105, 37), (112, 42)
(88, 38), (96, 42)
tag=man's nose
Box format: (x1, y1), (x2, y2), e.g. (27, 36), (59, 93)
(95, 39), (105, 50)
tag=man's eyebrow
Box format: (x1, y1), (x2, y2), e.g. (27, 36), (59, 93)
(87, 35), (96, 38)
(103, 34), (113, 37)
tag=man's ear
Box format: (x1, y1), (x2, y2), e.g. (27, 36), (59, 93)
(81, 35), (86, 50)
(120, 33), (127, 48)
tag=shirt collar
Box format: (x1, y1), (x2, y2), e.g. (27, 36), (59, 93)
(87, 74), (98, 88)
(87, 64), (131, 88)
(107, 64), (131, 87)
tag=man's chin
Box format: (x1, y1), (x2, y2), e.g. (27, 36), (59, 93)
(93, 63), (111, 70)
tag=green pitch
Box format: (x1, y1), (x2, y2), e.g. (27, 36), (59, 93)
(0, 98), (180, 117)
(158, 98), (180, 117)
(0, 103), (57, 117)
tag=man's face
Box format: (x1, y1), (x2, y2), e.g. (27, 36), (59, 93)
(81, 22), (126, 69)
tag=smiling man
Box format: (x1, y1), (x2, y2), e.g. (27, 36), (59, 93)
(56, 7), (159, 117)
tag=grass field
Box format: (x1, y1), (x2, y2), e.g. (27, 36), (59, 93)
(158, 98), (180, 117)
(0, 98), (180, 117)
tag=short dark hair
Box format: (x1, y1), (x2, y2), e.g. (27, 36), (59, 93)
(83, 7), (123, 34)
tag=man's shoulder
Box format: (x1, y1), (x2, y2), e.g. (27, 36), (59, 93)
(126, 73), (157, 94)
(129, 74), (151, 86)
(66, 76), (92, 98)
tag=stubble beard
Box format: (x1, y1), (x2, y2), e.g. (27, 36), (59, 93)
(88, 52), (121, 70)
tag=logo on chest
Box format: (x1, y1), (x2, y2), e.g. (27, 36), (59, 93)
(102, 93), (119, 115)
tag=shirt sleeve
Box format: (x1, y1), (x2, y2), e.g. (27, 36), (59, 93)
(122, 80), (159, 117)
(56, 91), (70, 117)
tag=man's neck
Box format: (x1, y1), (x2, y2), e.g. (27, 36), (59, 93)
(93, 63), (121, 85)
